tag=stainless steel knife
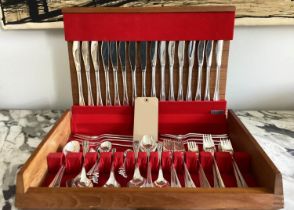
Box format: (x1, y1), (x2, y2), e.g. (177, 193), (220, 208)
(159, 41), (166, 101)
(213, 40), (224, 101)
(204, 40), (214, 101)
(110, 41), (121, 106)
(140, 41), (147, 97)
(90, 41), (103, 106)
(195, 41), (206, 101)
(72, 41), (85, 106)
(168, 41), (175, 101)
(177, 41), (185, 101)
(186, 41), (196, 101)
(129, 41), (137, 105)
(150, 41), (158, 97)
(101, 41), (112, 106)
(118, 41), (129, 106)
(81, 41), (94, 106)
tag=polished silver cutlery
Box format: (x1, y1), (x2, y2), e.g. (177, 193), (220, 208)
(81, 41), (94, 106)
(168, 41), (176, 101)
(101, 41), (112, 106)
(195, 41), (205, 101)
(177, 41), (185, 101)
(213, 40), (224, 101)
(203, 134), (225, 188)
(220, 138), (248, 187)
(140, 41), (147, 97)
(72, 41), (85, 106)
(110, 41), (121, 106)
(128, 141), (146, 187)
(129, 42), (137, 105)
(118, 42), (129, 105)
(150, 41), (158, 97)
(118, 149), (132, 178)
(186, 41), (196, 101)
(204, 40), (214, 101)
(91, 41), (103, 106)
(103, 148), (120, 188)
(159, 41), (166, 101)
(154, 143), (169, 187)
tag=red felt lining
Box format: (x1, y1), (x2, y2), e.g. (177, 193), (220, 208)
(43, 151), (257, 188)
(71, 101), (227, 135)
(63, 12), (235, 41)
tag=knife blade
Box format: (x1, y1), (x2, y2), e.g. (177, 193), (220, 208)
(129, 41), (137, 105)
(168, 41), (175, 101)
(204, 40), (214, 101)
(195, 40), (206, 101)
(90, 41), (103, 106)
(82, 41), (94, 106)
(101, 41), (112, 106)
(110, 41), (121, 106)
(150, 41), (158, 97)
(159, 41), (166, 101)
(213, 40), (224, 101)
(186, 41), (196, 101)
(177, 41), (185, 101)
(140, 41), (147, 97)
(72, 41), (85, 106)
(118, 41), (129, 106)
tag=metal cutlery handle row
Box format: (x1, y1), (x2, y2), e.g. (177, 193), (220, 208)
(72, 40), (224, 106)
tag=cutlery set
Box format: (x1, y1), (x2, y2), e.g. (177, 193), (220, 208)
(50, 133), (247, 188)
(72, 40), (224, 106)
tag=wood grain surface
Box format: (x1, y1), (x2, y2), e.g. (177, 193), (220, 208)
(120, 0), (294, 26)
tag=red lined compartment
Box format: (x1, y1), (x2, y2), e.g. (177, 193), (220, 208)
(71, 101), (227, 135)
(63, 11), (235, 41)
(43, 151), (257, 188)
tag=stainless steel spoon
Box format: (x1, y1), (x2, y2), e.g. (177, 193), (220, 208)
(49, 141), (80, 187)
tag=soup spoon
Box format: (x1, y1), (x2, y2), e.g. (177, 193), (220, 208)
(49, 141), (80, 187)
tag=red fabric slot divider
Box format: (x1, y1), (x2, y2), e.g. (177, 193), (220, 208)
(233, 152), (257, 187)
(214, 152), (237, 187)
(65, 152), (83, 174)
(200, 152), (214, 186)
(63, 12), (235, 41)
(47, 152), (64, 173)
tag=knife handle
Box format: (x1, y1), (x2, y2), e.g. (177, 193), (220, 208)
(204, 66), (211, 101)
(177, 66), (184, 101)
(77, 72), (85, 106)
(95, 70), (103, 106)
(213, 66), (221, 101)
(186, 66), (193, 101)
(151, 66), (156, 97)
(122, 70), (129, 106)
(168, 66), (175, 101)
(160, 66), (166, 101)
(142, 70), (146, 97)
(131, 70), (137, 105)
(195, 65), (203, 101)
(86, 72), (94, 106)
(104, 71), (112, 106)
(113, 70), (121, 106)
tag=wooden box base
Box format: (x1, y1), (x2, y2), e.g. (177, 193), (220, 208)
(15, 110), (283, 209)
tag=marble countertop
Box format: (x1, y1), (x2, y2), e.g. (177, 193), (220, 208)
(0, 110), (293, 210)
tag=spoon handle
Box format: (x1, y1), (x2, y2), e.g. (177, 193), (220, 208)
(48, 165), (65, 188)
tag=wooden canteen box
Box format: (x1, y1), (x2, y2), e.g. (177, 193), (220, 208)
(15, 6), (283, 210)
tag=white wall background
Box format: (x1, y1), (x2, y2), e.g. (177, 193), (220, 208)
(0, 26), (293, 110)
